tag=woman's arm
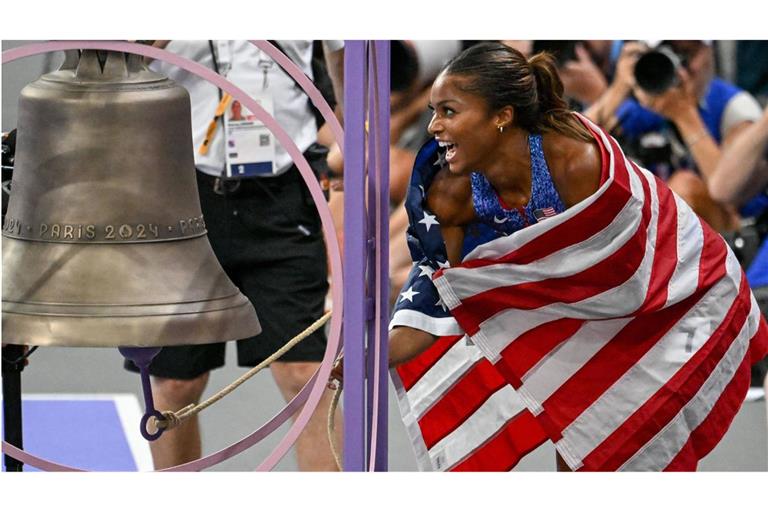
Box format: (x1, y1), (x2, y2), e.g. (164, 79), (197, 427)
(708, 106), (768, 205)
(426, 169), (474, 266)
(388, 327), (439, 367)
(329, 327), (439, 384)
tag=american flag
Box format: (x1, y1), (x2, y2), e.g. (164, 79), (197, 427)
(390, 138), (554, 471)
(391, 116), (768, 471)
(533, 206), (558, 221)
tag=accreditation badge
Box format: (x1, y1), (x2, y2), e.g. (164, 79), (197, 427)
(223, 90), (277, 178)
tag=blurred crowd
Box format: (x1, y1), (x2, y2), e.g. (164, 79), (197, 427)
(383, 40), (768, 390)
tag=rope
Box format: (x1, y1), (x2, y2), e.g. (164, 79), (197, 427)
(154, 310), (332, 432)
(327, 379), (343, 470)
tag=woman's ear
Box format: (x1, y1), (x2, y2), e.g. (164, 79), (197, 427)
(494, 106), (514, 130)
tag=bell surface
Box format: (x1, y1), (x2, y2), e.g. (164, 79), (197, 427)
(2, 50), (261, 347)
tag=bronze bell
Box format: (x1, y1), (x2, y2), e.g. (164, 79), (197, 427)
(2, 50), (261, 348)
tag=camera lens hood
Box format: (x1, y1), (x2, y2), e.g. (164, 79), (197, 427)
(634, 46), (681, 95)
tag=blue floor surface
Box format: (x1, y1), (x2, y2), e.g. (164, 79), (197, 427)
(2, 395), (151, 472)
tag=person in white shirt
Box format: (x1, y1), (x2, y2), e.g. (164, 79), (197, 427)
(124, 40), (344, 471)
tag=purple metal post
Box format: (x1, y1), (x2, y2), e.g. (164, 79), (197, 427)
(364, 40), (391, 472)
(373, 39), (391, 471)
(343, 40), (368, 471)
(365, 41), (377, 468)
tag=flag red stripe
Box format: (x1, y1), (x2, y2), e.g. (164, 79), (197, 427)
(663, 349), (752, 471)
(697, 221), (729, 290)
(449, 410), (548, 471)
(638, 172), (678, 313)
(419, 359), (506, 449)
(396, 334), (464, 391)
(583, 275), (751, 471)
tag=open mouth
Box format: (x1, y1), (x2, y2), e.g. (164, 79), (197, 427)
(437, 140), (457, 163)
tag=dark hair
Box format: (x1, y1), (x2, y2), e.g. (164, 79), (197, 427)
(442, 42), (594, 142)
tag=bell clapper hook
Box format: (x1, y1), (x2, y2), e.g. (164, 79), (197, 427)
(117, 347), (166, 441)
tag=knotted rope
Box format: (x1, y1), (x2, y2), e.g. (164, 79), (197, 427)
(327, 374), (344, 470)
(154, 310), (333, 432)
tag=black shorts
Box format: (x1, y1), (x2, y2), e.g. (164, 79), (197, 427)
(125, 165), (329, 380)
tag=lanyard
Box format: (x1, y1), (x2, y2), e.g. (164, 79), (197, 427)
(198, 93), (233, 156)
(198, 40), (233, 156)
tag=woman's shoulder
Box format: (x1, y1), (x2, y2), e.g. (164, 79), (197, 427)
(425, 168), (475, 227)
(543, 132), (602, 208)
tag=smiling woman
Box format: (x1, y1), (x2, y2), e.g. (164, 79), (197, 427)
(423, 44), (601, 265)
(381, 41), (768, 472)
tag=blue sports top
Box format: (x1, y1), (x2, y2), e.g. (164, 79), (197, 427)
(390, 134), (569, 334)
(470, 133), (566, 237)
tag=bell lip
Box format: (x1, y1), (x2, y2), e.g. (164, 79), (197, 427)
(1, 301), (261, 348)
(2, 290), (251, 316)
(2, 234), (262, 347)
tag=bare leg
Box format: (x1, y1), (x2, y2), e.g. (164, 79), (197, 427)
(148, 373), (209, 470)
(271, 361), (342, 471)
(556, 452), (572, 472)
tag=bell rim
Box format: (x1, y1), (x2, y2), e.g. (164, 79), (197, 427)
(2, 290), (251, 316)
(1, 299), (261, 348)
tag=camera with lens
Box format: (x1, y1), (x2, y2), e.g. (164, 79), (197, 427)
(633, 44), (686, 95)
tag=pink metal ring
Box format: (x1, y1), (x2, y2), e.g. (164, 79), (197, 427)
(2, 40), (344, 472)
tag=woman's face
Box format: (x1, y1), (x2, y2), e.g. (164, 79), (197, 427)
(427, 72), (501, 175)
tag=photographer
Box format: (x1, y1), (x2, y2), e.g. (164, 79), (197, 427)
(711, 104), (768, 405)
(585, 40), (764, 232)
(123, 40), (344, 471)
(548, 41), (611, 108)
(511, 41), (613, 111)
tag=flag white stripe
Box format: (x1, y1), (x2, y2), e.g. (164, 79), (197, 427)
(389, 309), (464, 336)
(665, 195), (704, 308)
(557, 250), (744, 466)
(467, 306), (563, 362)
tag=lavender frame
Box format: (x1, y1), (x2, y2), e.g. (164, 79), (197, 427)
(2, 39), (392, 473)
(1, 40), (344, 472)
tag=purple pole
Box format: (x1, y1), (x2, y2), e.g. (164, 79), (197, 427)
(365, 41), (377, 468)
(364, 40), (391, 472)
(343, 40), (368, 471)
(373, 39), (391, 471)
